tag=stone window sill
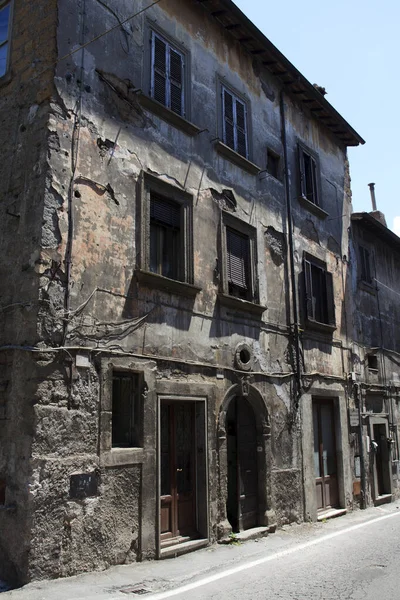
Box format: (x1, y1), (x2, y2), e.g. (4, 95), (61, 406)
(358, 279), (376, 295)
(0, 70), (13, 89)
(298, 195), (328, 219)
(136, 269), (201, 298)
(218, 293), (266, 317)
(214, 141), (261, 175)
(305, 319), (336, 334)
(138, 94), (202, 136)
(100, 448), (144, 467)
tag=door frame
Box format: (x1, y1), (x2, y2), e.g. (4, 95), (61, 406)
(226, 395), (259, 532)
(312, 399), (339, 511)
(368, 416), (392, 501)
(217, 383), (273, 537)
(302, 389), (352, 522)
(156, 394), (209, 558)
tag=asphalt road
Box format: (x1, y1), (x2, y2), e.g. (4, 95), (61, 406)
(147, 508), (400, 600)
(3, 504), (400, 600)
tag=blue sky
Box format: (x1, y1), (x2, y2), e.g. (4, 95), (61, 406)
(234, 0), (400, 235)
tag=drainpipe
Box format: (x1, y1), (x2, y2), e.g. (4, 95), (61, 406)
(280, 92), (301, 404)
(355, 382), (367, 508)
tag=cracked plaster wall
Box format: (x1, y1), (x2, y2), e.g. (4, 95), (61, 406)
(0, 0), (58, 585)
(1, 0), (359, 583)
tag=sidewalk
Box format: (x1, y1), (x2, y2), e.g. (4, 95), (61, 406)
(2, 503), (399, 600)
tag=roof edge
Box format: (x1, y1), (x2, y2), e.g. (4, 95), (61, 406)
(201, 0), (365, 146)
(351, 212), (400, 247)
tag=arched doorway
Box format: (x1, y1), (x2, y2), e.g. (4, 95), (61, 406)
(226, 395), (259, 531)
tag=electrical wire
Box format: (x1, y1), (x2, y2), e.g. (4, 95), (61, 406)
(0, 344), (295, 380)
(22, 0), (163, 85)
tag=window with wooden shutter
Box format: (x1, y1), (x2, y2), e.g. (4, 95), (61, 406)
(150, 31), (185, 116)
(0, 2), (11, 78)
(226, 227), (250, 299)
(359, 246), (372, 283)
(299, 145), (320, 206)
(169, 48), (183, 115)
(222, 85), (248, 159)
(304, 257), (336, 328)
(150, 192), (181, 281)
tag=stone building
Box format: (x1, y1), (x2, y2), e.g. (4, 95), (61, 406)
(348, 207), (400, 508)
(0, 0), (374, 586)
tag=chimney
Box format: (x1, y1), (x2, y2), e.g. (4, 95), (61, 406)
(368, 183), (377, 211)
(368, 183), (387, 226)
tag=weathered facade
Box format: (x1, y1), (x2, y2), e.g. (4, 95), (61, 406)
(4, 0), (395, 588)
(348, 210), (400, 508)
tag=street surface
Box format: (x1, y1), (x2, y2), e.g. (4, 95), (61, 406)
(152, 508), (400, 600)
(2, 503), (400, 600)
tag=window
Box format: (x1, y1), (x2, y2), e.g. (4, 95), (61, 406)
(112, 372), (141, 448)
(150, 30), (185, 116)
(266, 149), (280, 180)
(299, 144), (320, 206)
(221, 85), (248, 158)
(359, 246), (372, 284)
(0, 2), (11, 78)
(304, 256), (335, 328)
(139, 173), (194, 289)
(367, 354), (378, 372)
(0, 479), (5, 505)
(221, 213), (259, 304)
(150, 193), (181, 280)
(226, 227), (251, 300)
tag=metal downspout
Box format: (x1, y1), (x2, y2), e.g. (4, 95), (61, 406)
(280, 91), (301, 402)
(356, 383), (367, 508)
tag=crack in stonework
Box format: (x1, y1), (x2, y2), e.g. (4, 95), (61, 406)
(94, 0), (131, 53)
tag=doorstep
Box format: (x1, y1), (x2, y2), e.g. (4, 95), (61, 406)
(374, 494), (392, 507)
(219, 526), (270, 544)
(160, 538), (208, 559)
(317, 508), (347, 521)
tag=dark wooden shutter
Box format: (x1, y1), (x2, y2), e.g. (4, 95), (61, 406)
(325, 271), (336, 326)
(227, 228), (249, 290)
(223, 89), (235, 150)
(311, 156), (319, 205)
(153, 34), (167, 105)
(169, 48), (183, 115)
(235, 99), (247, 157)
(299, 147), (306, 198)
(360, 247), (372, 283)
(150, 193), (180, 228)
(304, 259), (314, 320)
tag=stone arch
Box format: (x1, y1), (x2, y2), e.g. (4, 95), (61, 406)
(216, 383), (275, 538)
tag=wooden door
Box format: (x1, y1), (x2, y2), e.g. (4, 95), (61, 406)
(373, 423), (390, 497)
(227, 397), (258, 532)
(160, 402), (196, 547)
(313, 401), (339, 511)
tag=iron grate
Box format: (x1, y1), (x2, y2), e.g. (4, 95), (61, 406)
(120, 585), (151, 595)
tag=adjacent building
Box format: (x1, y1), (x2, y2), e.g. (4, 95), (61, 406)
(1, 0), (397, 588)
(348, 207), (400, 508)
